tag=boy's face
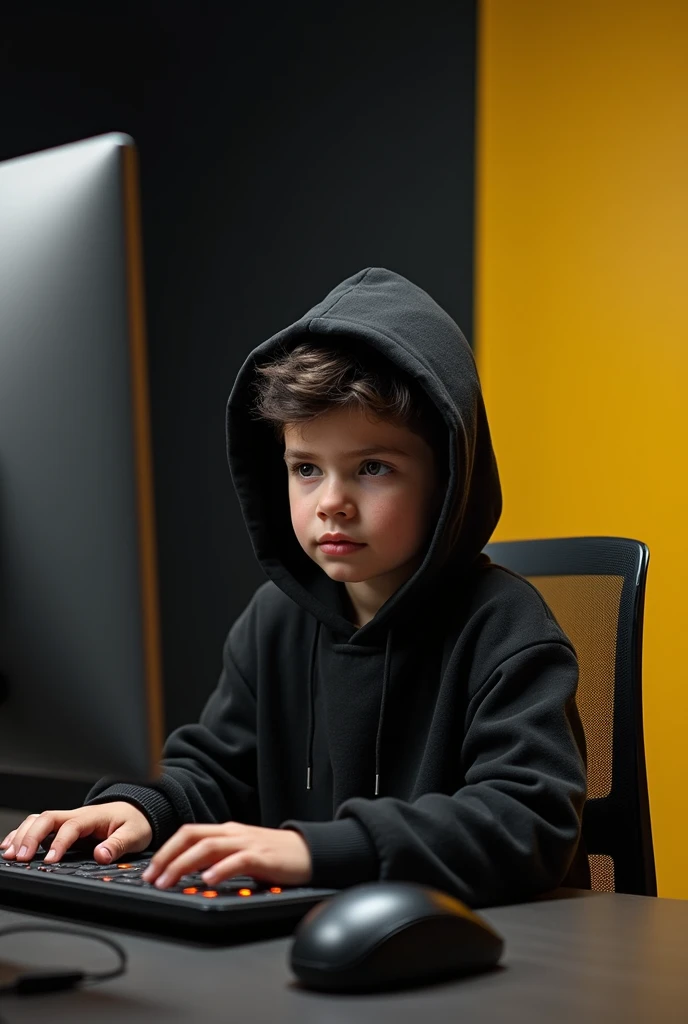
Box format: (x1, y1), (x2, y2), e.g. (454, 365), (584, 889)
(283, 406), (442, 612)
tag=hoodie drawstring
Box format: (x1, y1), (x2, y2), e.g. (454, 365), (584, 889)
(374, 626), (393, 796)
(305, 620), (321, 791)
(306, 622), (393, 799)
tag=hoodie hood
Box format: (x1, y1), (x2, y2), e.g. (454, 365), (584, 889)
(227, 268), (501, 796)
(227, 267), (501, 643)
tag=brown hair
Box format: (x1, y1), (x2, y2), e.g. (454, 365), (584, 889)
(249, 338), (446, 453)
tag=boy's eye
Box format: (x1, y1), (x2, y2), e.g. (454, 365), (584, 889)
(290, 461), (392, 478)
(362, 461), (391, 477)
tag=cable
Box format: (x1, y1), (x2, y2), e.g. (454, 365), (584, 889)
(0, 924), (127, 997)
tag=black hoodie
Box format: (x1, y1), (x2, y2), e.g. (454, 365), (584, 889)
(85, 267), (589, 906)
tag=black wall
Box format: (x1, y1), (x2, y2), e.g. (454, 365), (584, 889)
(2, 1), (476, 751)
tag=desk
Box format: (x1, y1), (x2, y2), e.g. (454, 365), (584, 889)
(0, 890), (686, 1023)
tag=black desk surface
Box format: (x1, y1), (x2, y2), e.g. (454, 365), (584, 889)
(0, 889), (686, 1023)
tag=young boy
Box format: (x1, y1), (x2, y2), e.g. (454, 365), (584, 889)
(1, 267), (589, 906)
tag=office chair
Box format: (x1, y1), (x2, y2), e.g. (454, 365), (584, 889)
(483, 536), (656, 896)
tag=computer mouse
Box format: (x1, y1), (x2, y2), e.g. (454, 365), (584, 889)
(290, 881), (504, 993)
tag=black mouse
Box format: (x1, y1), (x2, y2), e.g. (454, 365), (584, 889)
(290, 881), (504, 993)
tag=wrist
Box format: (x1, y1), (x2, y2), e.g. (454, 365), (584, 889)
(283, 828), (313, 885)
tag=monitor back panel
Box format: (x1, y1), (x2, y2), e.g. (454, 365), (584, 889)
(0, 134), (163, 786)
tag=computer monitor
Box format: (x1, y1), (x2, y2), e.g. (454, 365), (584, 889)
(0, 133), (164, 809)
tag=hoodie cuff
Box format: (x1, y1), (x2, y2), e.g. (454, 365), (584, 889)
(83, 783), (180, 849)
(280, 816), (379, 889)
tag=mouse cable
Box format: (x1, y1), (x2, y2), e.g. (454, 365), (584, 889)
(0, 924), (127, 996)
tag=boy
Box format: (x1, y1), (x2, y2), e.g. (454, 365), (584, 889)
(1, 268), (589, 905)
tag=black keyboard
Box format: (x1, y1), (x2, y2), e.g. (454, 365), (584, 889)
(0, 850), (338, 939)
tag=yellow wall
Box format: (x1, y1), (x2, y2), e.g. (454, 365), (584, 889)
(476, 0), (688, 898)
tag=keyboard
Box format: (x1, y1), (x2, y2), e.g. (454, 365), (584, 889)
(0, 849), (338, 939)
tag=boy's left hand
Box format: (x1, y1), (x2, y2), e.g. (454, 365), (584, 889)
(140, 823), (312, 889)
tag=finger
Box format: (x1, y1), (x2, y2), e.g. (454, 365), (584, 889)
(0, 821), (23, 848)
(42, 818), (97, 864)
(0, 828), (19, 850)
(1, 813), (40, 855)
(201, 850), (258, 886)
(8, 813), (59, 862)
(92, 821), (149, 865)
(3, 813), (46, 860)
(151, 837), (236, 889)
(142, 824), (226, 882)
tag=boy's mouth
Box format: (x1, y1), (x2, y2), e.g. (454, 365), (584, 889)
(318, 539), (367, 555)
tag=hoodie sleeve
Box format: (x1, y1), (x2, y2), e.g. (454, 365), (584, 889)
(282, 639), (587, 906)
(83, 621), (259, 849)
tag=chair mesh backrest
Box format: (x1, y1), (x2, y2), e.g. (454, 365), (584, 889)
(484, 537), (655, 897)
(526, 574), (622, 891)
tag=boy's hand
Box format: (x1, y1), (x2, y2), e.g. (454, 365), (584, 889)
(140, 822), (313, 889)
(1, 803), (153, 864)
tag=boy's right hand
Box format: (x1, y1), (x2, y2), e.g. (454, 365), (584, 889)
(0, 802), (153, 865)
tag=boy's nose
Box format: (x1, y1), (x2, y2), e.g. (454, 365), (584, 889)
(317, 492), (355, 516)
